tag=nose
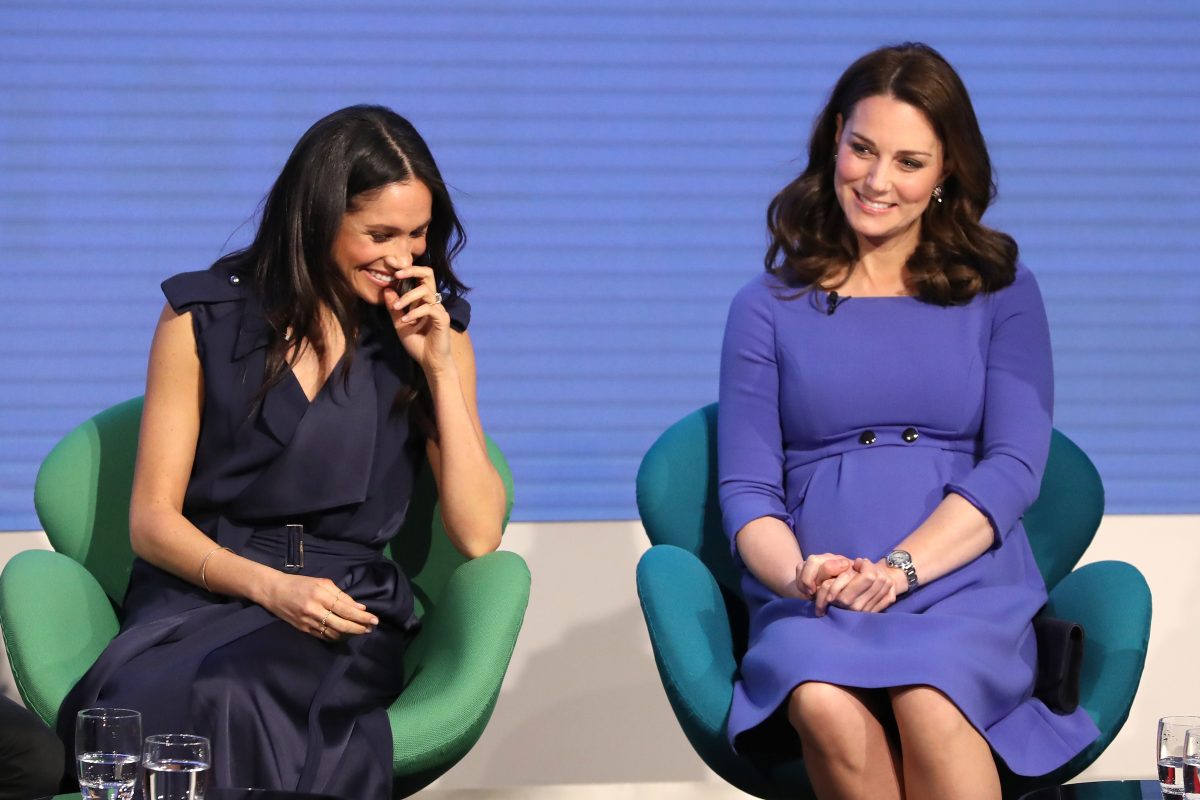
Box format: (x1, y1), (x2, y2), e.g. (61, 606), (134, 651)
(865, 161), (891, 193)
(387, 247), (414, 270)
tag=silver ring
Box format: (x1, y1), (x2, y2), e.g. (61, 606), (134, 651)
(431, 292), (444, 305)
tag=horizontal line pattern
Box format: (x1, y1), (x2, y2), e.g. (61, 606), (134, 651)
(0, 2), (1196, 529)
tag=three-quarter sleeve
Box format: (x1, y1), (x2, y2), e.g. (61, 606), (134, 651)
(945, 265), (1054, 543)
(718, 277), (792, 558)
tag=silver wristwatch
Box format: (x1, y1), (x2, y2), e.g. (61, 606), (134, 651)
(885, 549), (918, 590)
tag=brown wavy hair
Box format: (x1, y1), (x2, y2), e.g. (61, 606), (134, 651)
(765, 42), (1017, 304)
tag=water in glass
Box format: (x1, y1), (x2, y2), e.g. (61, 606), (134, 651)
(1185, 756), (1200, 798)
(143, 733), (211, 800)
(75, 708), (142, 800)
(1161, 717), (1200, 798)
(1162, 756), (1186, 795)
(144, 758), (210, 800)
(76, 751), (138, 800)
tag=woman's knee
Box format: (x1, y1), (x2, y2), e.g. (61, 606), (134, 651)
(889, 685), (976, 744)
(787, 681), (867, 742)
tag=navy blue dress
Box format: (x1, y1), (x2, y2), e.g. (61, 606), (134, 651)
(58, 263), (470, 798)
(718, 266), (1099, 776)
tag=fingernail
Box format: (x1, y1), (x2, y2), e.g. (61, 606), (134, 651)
(371, 617), (379, 625)
(400, 315), (410, 322)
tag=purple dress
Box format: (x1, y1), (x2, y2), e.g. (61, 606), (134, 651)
(717, 265), (1099, 776)
(58, 263), (470, 798)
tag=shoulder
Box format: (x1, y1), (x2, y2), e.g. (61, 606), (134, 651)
(986, 261), (1046, 314)
(729, 271), (789, 314)
(161, 261), (250, 314)
(443, 291), (471, 332)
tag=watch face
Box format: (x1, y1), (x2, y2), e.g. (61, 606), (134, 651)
(887, 550), (912, 569)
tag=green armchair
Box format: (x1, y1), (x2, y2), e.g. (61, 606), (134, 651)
(634, 403), (1151, 799)
(0, 396), (530, 798)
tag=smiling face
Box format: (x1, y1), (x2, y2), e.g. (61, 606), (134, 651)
(833, 94), (945, 256)
(331, 180), (433, 304)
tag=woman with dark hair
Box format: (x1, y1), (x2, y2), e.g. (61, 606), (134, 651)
(718, 44), (1099, 798)
(58, 105), (506, 798)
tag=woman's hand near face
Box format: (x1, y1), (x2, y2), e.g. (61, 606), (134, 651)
(382, 258), (454, 377)
(256, 573), (379, 641)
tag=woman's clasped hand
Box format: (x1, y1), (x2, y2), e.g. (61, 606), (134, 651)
(795, 554), (902, 615)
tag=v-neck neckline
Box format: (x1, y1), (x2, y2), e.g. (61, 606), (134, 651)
(288, 354), (346, 405)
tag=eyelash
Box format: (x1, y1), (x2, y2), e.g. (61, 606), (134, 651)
(850, 143), (924, 171)
(369, 230), (427, 243)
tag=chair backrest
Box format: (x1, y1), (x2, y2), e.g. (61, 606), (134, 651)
(636, 404), (741, 593)
(34, 396), (142, 605)
(384, 438), (514, 617)
(636, 403), (1105, 594)
(1023, 429), (1105, 588)
(34, 397), (515, 615)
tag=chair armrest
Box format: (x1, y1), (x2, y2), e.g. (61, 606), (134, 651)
(0, 550), (119, 725)
(389, 550), (530, 778)
(635, 544), (739, 744)
(1044, 560), (1151, 727)
(1038, 560), (1151, 784)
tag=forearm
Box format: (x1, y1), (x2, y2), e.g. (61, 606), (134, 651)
(886, 492), (995, 594)
(427, 364), (506, 557)
(129, 502), (278, 604)
(734, 516), (805, 598)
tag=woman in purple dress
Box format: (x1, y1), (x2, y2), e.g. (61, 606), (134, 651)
(718, 44), (1099, 799)
(58, 106), (507, 798)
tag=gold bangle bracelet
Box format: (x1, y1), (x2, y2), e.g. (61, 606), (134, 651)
(199, 545), (231, 592)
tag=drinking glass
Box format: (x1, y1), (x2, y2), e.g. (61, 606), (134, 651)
(1185, 727), (1200, 799)
(1159, 716), (1200, 796)
(75, 707), (142, 800)
(143, 733), (211, 800)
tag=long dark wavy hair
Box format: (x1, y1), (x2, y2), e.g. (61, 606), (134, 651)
(215, 105), (467, 426)
(766, 42), (1017, 304)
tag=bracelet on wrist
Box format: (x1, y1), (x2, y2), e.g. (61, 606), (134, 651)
(199, 545), (231, 592)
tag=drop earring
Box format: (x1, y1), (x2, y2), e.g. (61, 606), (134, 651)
(932, 185), (944, 204)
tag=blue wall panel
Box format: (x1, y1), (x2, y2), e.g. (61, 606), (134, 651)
(1, 1), (1197, 528)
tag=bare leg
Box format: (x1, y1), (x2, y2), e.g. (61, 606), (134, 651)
(888, 685), (1000, 800)
(787, 681), (903, 800)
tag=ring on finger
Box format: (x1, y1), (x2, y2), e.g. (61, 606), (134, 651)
(319, 608), (333, 638)
(431, 292), (443, 305)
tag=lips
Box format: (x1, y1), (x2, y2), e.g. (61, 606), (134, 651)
(361, 267), (394, 288)
(853, 190), (896, 214)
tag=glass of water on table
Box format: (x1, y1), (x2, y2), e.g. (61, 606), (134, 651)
(143, 733), (211, 800)
(76, 708), (142, 799)
(1184, 727), (1200, 799)
(1160, 716), (1200, 796)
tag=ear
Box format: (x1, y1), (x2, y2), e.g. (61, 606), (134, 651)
(833, 113), (844, 149)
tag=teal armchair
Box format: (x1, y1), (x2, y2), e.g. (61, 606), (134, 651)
(0, 397), (530, 798)
(635, 403), (1151, 799)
